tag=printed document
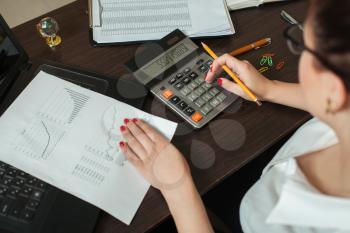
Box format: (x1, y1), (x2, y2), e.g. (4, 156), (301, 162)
(0, 71), (177, 225)
(92, 0), (235, 43)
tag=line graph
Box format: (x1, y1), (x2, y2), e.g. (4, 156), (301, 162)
(13, 87), (90, 161)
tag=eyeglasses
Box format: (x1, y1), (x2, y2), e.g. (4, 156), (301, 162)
(283, 24), (349, 80)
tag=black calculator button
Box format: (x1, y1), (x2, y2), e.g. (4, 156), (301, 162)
(177, 101), (188, 110)
(176, 73), (184, 79)
(168, 77), (177, 85)
(184, 107), (195, 116)
(184, 68), (191, 74)
(206, 60), (213, 66)
(170, 96), (181, 104)
(182, 77), (191, 85)
(196, 59), (204, 65)
(174, 82), (185, 90)
(199, 65), (208, 73)
(189, 72), (199, 80)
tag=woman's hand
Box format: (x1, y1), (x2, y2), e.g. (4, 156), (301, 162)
(119, 119), (215, 233)
(120, 119), (214, 233)
(119, 118), (192, 194)
(205, 54), (274, 101)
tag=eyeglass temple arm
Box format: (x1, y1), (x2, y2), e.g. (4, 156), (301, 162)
(281, 10), (304, 31)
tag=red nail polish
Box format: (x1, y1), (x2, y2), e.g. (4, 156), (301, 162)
(119, 141), (125, 148)
(132, 118), (138, 123)
(120, 125), (126, 132)
(124, 118), (130, 124)
(217, 78), (222, 86)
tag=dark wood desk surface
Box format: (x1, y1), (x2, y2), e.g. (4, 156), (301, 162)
(12, 0), (310, 232)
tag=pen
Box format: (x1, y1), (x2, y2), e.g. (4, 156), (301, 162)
(229, 38), (271, 57)
(281, 10), (304, 31)
(201, 42), (262, 106)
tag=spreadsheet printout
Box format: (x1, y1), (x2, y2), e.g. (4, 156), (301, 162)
(92, 0), (235, 43)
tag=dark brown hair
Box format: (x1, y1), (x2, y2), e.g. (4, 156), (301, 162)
(309, 0), (350, 90)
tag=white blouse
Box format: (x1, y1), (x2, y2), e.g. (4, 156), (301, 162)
(239, 118), (350, 233)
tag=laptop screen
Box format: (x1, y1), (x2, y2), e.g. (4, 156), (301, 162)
(0, 29), (21, 84)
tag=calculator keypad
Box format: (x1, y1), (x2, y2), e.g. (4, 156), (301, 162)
(177, 101), (188, 110)
(170, 96), (181, 104)
(184, 107), (195, 116)
(180, 87), (191, 96)
(174, 82), (184, 90)
(154, 54), (235, 128)
(199, 65), (208, 73)
(162, 89), (174, 99)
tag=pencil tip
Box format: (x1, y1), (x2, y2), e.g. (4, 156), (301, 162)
(201, 42), (206, 46)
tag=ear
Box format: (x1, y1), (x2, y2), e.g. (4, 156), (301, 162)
(321, 72), (348, 112)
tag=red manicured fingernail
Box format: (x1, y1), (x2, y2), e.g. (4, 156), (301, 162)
(217, 78), (222, 86)
(124, 118), (129, 124)
(210, 65), (213, 72)
(119, 141), (125, 148)
(132, 118), (138, 123)
(120, 125), (126, 132)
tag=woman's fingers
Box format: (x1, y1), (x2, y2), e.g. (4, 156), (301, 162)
(215, 54), (247, 72)
(205, 62), (223, 83)
(218, 78), (247, 98)
(205, 54), (249, 83)
(120, 124), (148, 160)
(135, 119), (167, 144)
(125, 119), (154, 154)
(120, 142), (142, 167)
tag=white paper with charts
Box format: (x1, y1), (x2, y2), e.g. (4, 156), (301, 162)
(0, 71), (177, 225)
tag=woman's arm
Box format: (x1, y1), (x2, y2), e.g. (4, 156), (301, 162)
(205, 54), (308, 111)
(265, 80), (308, 111)
(162, 178), (214, 233)
(120, 119), (214, 233)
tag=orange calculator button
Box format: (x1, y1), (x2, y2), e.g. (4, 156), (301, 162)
(191, 112), (203, 123)
(162, 89), (173, 99)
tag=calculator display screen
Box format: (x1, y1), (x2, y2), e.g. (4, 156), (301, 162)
(145, 43), (189, 73)
(136, 38), (197, 85)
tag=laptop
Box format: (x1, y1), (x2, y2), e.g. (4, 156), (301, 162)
(0, 15), (146, 233)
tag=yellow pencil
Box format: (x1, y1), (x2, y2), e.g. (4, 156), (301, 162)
(201, 42), (262, 106)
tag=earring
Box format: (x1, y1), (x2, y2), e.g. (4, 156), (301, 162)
(325, 97), (333, 114)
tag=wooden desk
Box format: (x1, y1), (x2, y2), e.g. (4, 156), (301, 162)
(12, 0), (310, 232)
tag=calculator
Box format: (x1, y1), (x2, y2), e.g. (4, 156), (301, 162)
(125, 29), (238, 128)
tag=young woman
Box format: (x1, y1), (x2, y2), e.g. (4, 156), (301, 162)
(118, 0), (350, 232)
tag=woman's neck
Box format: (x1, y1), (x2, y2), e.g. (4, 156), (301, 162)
(297, 112), (350, 198)
(331, 116), (350, 196)
(323, 110), (350, 197)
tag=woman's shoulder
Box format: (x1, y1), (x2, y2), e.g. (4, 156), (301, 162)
(263, 118), (338, 173)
